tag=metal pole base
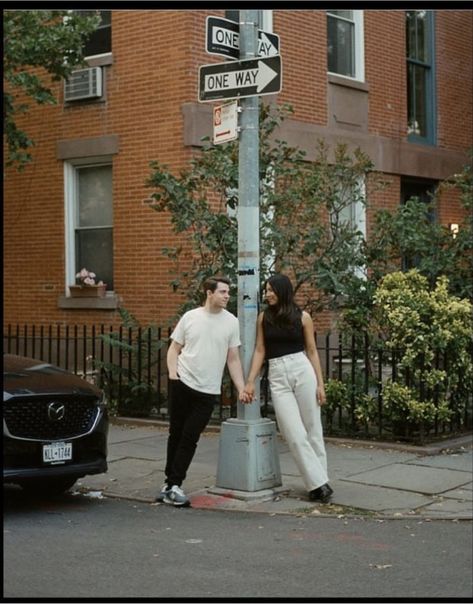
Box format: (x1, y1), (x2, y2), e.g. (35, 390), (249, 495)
(215, 418), (282, 491)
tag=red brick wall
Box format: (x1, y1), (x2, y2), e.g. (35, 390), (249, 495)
(3, 11), (210, 327)
(110, 10), (214, 324)
(365, 11), (407, 139)
(3, 85), (67, 326)
(437, 187), (465, 227)
(3, 9), (472, 334)
(366, 174), (401, 240)
(436, 10), (473, 150)
(274, 10), (327, 125)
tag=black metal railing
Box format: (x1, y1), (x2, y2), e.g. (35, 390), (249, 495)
(4, 324), (472, 444)
(3, 323), (234, 423)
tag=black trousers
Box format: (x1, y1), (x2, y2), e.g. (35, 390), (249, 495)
(165, 379), (216, 487)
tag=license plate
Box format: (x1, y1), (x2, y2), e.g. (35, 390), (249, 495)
(43, 442), (72, 464)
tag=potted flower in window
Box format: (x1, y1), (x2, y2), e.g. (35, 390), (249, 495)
(69, 268), (107, 298)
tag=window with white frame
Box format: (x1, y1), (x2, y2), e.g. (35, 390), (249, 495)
(258, 10), (272, 32)
(327, 10), (364, 81)
(64, 160), (113, 291)
(336, 178), (367, 279)
(339, 193), (366, 237)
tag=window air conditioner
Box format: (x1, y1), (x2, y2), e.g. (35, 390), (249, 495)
(64, 67), (102, 102)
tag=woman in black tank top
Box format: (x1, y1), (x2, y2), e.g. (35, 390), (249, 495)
(262, 314), (305, 359)
(244, 274), (333, 503)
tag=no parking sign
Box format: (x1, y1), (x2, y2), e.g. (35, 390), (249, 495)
(213, 101), (238, 145)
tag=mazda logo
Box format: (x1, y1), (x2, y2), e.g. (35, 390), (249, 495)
(47, 402), (65, 421)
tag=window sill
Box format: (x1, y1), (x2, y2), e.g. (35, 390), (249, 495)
(328, 73), (369, 93)
(407, 135), (436, 147)
(87, 53), (113, 68)
(58, 292), (120, 310)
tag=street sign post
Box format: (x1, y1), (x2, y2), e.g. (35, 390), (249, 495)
(215, 10), (282, 494)
(206, 16), (280, 60)
(199, 55), (282, 102)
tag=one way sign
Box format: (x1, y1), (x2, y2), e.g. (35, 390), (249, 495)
(198, 56), (282, 102)
(206, 16), (280, 60)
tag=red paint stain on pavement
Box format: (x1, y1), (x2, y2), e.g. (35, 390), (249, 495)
(190, 494), (232, 509)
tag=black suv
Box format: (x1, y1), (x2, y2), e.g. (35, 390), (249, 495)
(3, 354), (108, 495)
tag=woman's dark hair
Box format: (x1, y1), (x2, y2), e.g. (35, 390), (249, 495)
(263, 274), (302, 328)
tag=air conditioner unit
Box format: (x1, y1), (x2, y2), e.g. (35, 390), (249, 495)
(64, 67), (102, 102)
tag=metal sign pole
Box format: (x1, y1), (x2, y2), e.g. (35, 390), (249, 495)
(215, 9), (282, 494)
(236, 12), (261, 423)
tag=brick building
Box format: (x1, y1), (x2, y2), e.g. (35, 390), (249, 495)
(3, 9), (472, 334)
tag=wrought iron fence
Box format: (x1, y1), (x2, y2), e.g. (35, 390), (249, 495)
(4, 324), (473, 444)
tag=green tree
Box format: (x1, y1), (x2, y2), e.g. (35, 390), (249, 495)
(339, 153), (473, 334)
(146, 103), (380, 319)
(146, 102), (471, 333)
(436, 152), (473, 301)
(3, 9), (100, 168)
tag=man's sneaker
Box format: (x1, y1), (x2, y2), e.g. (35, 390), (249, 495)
(163, 485), (191, 507)
(155, 482), (170, 503)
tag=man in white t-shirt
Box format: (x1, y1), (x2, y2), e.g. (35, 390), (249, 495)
(157, 275), (251, 507)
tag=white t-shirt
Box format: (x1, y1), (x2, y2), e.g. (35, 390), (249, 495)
(170, 306), (241, 395)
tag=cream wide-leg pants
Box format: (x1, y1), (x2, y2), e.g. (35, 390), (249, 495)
(268, 352), (328, 492)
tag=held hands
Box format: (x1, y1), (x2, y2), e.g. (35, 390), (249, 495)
(239, 389), (253, 404)
(239, 381), (256, 405)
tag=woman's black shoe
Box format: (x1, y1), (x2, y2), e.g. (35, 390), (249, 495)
(309, 483), (333, 503)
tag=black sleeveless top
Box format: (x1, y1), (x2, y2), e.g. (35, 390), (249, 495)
(263, 314), (305, 360)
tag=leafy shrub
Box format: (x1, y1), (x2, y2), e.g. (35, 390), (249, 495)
(96, 308), (166, 417)
(368, 270), (473, 438)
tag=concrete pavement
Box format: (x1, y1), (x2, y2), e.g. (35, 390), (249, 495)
(77, 418), (473, 519)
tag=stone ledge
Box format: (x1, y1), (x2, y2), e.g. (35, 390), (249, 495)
(57, 293), (120, 310)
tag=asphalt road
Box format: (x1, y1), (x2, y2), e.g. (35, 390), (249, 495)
(3, 486), (472, 600)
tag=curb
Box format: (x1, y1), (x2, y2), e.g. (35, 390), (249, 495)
(77, 486), (472, 521)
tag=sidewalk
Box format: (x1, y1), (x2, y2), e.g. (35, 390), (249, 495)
(77, 418), (473, 520)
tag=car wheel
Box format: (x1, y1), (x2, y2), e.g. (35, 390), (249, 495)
(19, 477), (78, 496)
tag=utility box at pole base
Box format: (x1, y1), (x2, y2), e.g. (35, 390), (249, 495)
(215, 419), (282, 491)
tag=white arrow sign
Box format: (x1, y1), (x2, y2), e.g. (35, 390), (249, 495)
(199, 56), (282, 102)
(210, 25), (279, 58)
(206, 16), (280, 60)
(204, 60), (277, 94)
